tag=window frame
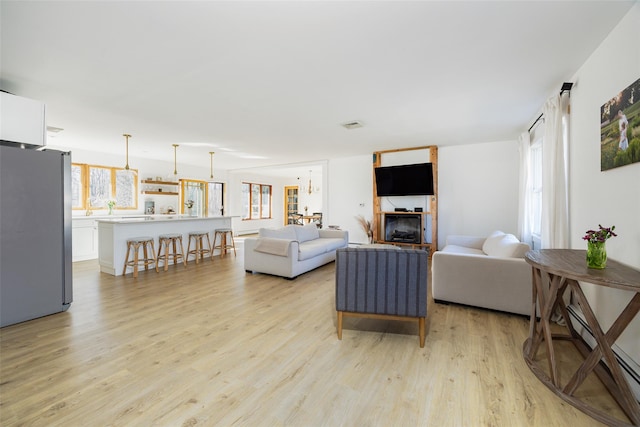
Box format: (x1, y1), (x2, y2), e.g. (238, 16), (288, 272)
(180, 179), (208, 216)
(72, 163), (139, 211)
(208, 181), (225, 217)
(241, 182), (272, 220)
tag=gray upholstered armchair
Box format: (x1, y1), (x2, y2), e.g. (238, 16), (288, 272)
(335, 247), (429, 347)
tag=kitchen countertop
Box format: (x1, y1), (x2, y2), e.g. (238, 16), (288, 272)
(94, 215), (234, 224)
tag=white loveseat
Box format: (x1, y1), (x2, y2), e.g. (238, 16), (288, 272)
(432, 231), (532, 316)
(244, 224), (349, 279)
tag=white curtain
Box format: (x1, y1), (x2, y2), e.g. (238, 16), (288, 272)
(517, 131), (532, 246)
(541, 93), (570, 249)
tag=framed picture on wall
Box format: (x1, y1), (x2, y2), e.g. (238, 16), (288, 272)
(600, 77), (640, 171)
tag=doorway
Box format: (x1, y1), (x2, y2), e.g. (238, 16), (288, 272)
(284, 186), (299, 226)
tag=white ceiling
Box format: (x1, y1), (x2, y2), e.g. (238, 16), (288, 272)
(1, 1), (635, 175)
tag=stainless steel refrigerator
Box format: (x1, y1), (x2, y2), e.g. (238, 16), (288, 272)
(0, 143), (73, 327)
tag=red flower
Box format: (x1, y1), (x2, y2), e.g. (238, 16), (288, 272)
(582, 224), (617, 243)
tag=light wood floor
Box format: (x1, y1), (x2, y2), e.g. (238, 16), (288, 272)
(0, 245), (627, 426)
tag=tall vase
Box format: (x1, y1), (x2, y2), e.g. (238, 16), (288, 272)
(107, 205), (114, 215)
(586, 241), (607, 269)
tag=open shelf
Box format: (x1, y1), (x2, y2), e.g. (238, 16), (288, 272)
(141, 191), (179, 196)
(141, 180), (179, 195)
(141, 180), (179, 185)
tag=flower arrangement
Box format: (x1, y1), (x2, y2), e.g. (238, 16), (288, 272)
(583, 224), (616, 269)
(582, 224), (617, 243)
(184, 200), (195, 209)
(105, 199), (116, 215)
(355, 215), (373, 243)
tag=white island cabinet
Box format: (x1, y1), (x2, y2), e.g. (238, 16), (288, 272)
(97, 216), (233, 276)
(72, 218), (99, 261)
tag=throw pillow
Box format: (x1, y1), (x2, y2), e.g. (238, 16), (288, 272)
(259, 226), (297, 240)
(484, 233), (522, 257)
(295, 223), (320, 243)
(482, 230), (506, 254)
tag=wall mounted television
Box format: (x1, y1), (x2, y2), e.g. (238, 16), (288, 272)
(374, 163), (434, 196)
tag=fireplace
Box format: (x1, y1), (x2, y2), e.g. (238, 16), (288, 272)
(384, 214), (421, 244)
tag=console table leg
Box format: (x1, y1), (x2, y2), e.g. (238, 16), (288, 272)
(566, 286), (640, 425)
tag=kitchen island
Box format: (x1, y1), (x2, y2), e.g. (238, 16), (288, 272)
(97, 216), (234, 276)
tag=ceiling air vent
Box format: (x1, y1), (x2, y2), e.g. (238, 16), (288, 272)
(341, 120), (363, 130)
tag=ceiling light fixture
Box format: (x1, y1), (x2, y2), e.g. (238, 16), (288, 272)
(209, 151), (215, 179)
(122, 133), (137, 177)
(308, 170), (313, 195)
(172, 144), (179, 177)
(123, 133), (132, 170)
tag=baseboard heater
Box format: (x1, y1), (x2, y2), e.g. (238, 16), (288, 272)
(567, 304), (640, 402)
(236, 230), (259, 236)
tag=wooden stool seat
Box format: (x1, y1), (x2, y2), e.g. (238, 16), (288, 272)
(122, 236), (158, 278)
(212, 228), (236, 258)
(187, 231), (212, 264)
(157, 233), (187, 271)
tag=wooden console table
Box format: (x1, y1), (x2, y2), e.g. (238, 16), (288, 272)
(524, 249), (640, 426)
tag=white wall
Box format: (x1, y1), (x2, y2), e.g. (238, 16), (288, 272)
(327, 155), (374, 244)
(326, 145), (520, 247)
(567, 3), (640, 362)
(438, 140), (520, 248)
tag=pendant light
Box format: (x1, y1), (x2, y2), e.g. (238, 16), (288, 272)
(172, 144), (180, 179)
(122, 133), (136, 176)
(308, 170), (313, 195)
(209, 151), (215, 179)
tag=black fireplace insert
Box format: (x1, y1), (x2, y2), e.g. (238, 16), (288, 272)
(384, 214), (421, 244)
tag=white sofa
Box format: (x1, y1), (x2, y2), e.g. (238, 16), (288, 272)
(432, 231), (532, 316)
(244, 224), (349, 279)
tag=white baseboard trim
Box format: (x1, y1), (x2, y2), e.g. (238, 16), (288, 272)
(567, 304), (640, 401)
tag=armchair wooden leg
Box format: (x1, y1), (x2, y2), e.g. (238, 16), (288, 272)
(419, 317), (425, 348)
(337, 311), (343, 340)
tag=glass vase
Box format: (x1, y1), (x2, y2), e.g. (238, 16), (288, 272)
(586, 241), (607, 269)
(107, 205), (114, 215)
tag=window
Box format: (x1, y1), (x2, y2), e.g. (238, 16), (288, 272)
(71, 164), (84, 209)
(180, 179), (207, 216)
(208, 182), (224, 216)
(241, 182), (272, 220)
(72, 163), (138, 210)
(115, 169), (137, 208)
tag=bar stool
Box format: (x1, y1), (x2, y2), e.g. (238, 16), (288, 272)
(187, 231), (212, 264)
(157, 233), (187, 271)
(122, 236), (158, 278)
(212, 228), (236, 258)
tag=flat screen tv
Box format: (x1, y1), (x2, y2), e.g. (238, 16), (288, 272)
(374, 163), (434, 196)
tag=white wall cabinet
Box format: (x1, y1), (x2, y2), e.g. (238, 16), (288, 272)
(72, 218), (98, 261)
(0, 92), (46, 147)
